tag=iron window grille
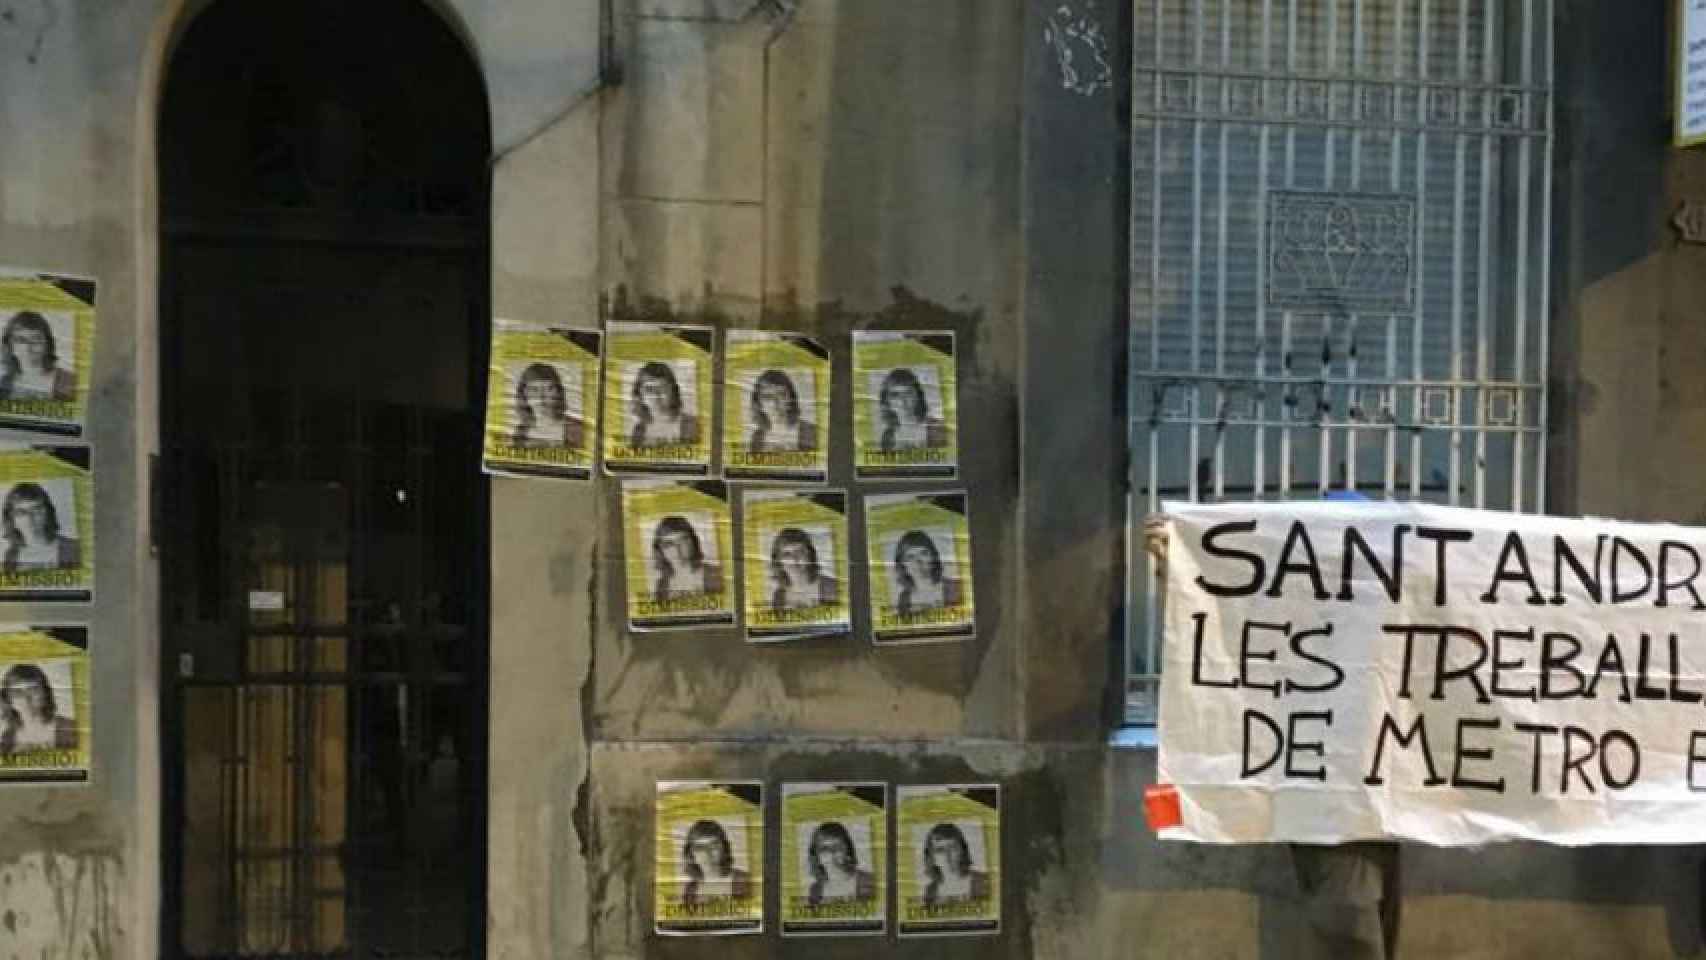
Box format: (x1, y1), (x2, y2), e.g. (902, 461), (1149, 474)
(1125, 0), (1553, 724)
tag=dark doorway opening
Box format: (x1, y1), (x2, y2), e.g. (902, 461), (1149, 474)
(158, 2), (491, 956)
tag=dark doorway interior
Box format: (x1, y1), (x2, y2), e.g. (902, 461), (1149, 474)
(158, 2), (490, 956)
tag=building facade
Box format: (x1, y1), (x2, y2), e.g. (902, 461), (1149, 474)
(0, 0), (1702, 957)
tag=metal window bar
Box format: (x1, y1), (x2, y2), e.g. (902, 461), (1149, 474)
(1126, 0), (1551, 724)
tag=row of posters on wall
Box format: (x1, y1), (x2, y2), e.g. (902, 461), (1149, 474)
(624, 483), (974, 644)
(655, 781), (1001, 938)
(480, 318), (979, 643)
(0, 269), (102, 786)
(481, 321), (959, 483)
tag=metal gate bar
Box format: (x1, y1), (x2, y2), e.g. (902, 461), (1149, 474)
(165, 256), (487, 958)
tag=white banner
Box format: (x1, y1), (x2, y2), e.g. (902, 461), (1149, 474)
(1157, 500), (1706, 846)
(1680, 0), (1706, 146)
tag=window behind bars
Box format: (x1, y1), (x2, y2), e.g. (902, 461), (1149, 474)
(1126, 0), (1553, 723)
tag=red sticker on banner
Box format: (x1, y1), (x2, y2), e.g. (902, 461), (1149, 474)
(1143, 783), (1181, 831)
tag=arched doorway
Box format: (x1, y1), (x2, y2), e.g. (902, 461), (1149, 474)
(157, 2), (490, 956)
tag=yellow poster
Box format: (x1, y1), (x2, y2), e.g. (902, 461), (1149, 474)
(781, 782), (886, 936)
(622, 480), (735, 631)
(482, 320), (601, 480)
(852, 331), (958, 481)
(655, 780), (764, 936)
(742, 489), (850, 643)
(863, 491), (975, 644)
(0, 446), (93, 602)
(0, 271), (96, 440)
(896, 784), (1000, 937)
(604, 323), (715, 477)
(723, 331), (830, 483)
(0, 625), (90, 784)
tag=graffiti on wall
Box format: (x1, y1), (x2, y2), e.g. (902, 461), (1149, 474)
(1673, 200), (1706, 245)
(1043, 3), (1111, 98)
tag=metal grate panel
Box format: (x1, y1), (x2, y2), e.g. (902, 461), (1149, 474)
(1125, 0), (1553, 723)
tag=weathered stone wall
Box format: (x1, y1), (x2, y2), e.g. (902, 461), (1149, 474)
(4, 0), (1706, 957)
(581, 0), (1706, 956)
(0, 0), (162, 953)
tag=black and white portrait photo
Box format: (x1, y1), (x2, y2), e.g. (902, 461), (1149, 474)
(678, 817), (753, 906)
(0, 480), (79, 574)
(0, 310), (76, 402)
(799, 819), (876, 906)
(889, 528), (961, 615)
(746, 368), (819, 454)
(764, 526), (839, 612)
(0, 660), (76, 756)
(916, 820), (990, 907)
(626, 361), (701, 448)
(509, 361), (585, 450)
(872, 366), (947, 452)
(648, 513), (722, 601)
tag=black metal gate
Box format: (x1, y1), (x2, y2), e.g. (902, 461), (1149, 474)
(158, 2), (490, 957)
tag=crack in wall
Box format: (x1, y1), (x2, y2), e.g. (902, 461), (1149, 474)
(572, 539), (600, 861)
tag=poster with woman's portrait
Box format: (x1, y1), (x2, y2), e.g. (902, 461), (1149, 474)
(852, 331), (958, 481)
(741, 489), (850, 643)
(0, 270), (96, 439)
(604, 323), (715, 478)
(781, 782), (887, 936)
(0, 625), (90, 784)
(655, 780), (764, 936)
(482, 319), (601, 480)
(896, 784), (1000, 937)
(724, 331), (830, 483)
(622, 480), (735, 631)
(0, 446), (92, 602)
(863, 491), (975, 645)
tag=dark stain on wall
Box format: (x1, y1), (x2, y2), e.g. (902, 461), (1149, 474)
(0, 0), (59, 65)
(0, 811), (122, 959)
(573, 539), (603, 860)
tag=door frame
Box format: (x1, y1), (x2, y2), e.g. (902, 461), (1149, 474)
(156, 225), (493, 959)
(153, 1), (493, 949)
